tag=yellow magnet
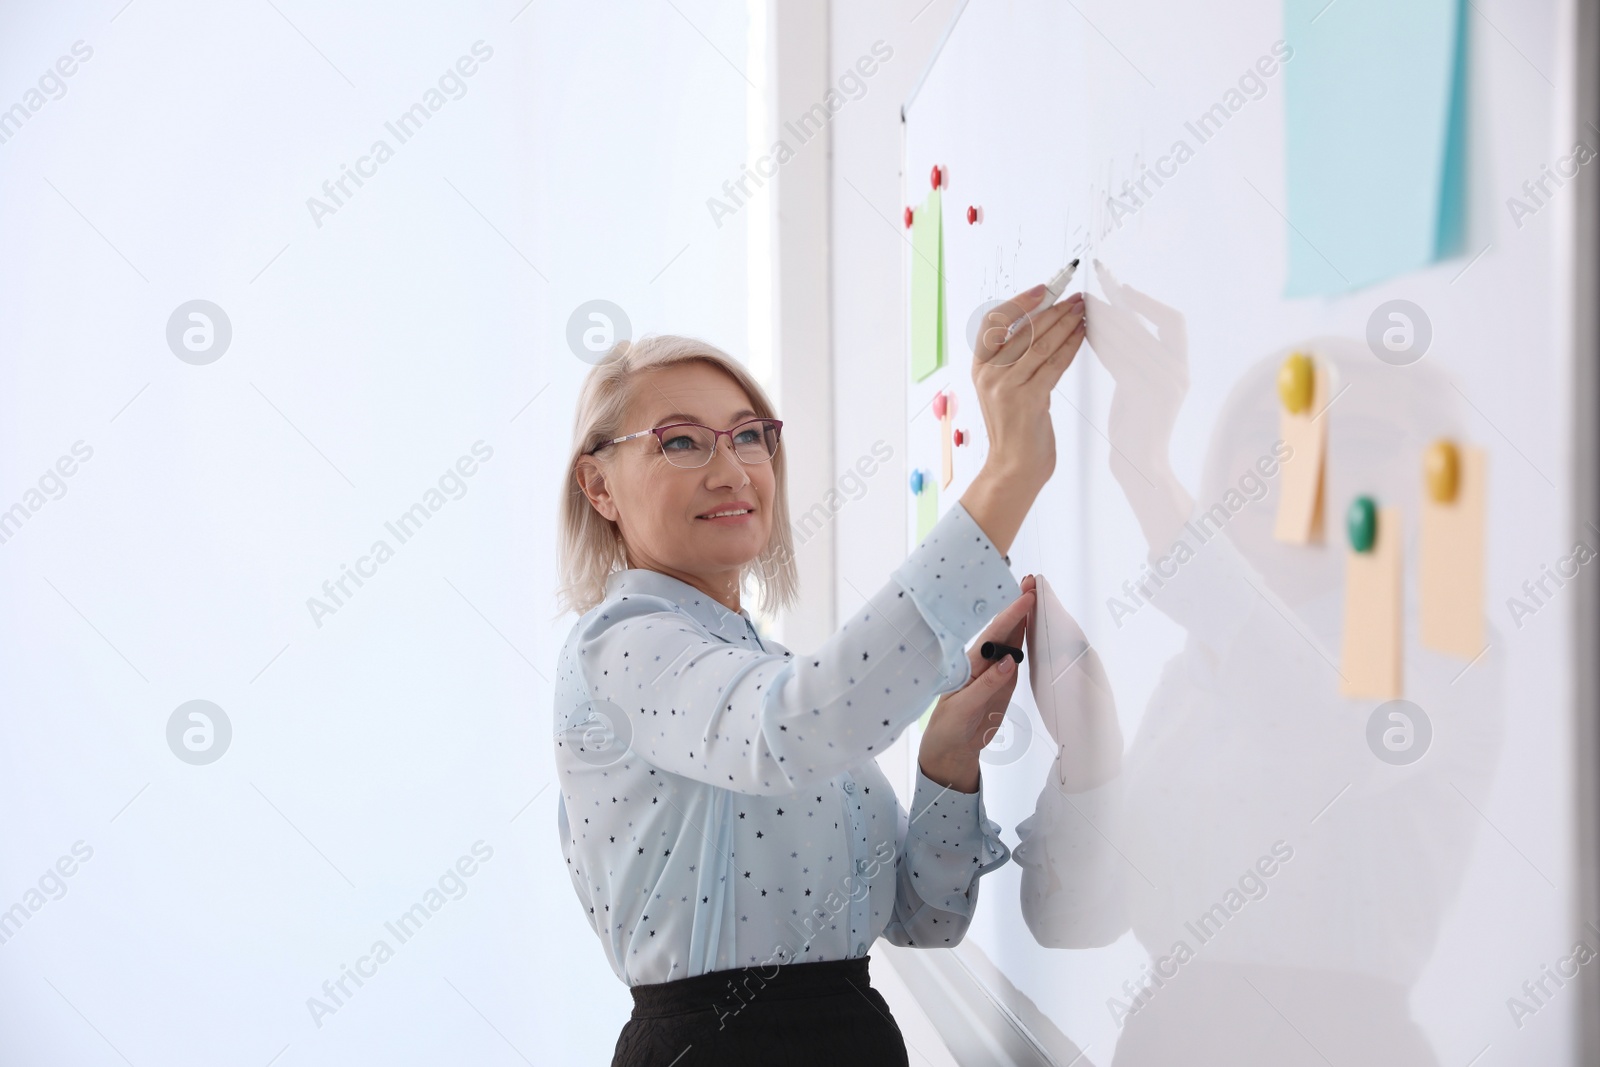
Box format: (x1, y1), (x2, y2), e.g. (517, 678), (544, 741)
(1425, 439), (1460, 502)
(1278, 352), (1313, 415)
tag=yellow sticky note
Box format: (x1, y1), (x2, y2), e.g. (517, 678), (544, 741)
(911, 188), (945, 382)
(916, 479), (938, 542)
(940, 406), (953, 489)
(1340, 505), (1403, 699)
(1420, 444), (1487, 658)
(1274, 355), (1329, 544)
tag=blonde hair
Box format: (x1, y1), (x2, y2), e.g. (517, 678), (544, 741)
(556, 334), (798, 620)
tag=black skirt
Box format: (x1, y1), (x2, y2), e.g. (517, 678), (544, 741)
(611, 955), (911, 1066)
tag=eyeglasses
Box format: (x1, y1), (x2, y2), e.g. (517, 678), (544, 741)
(588, 417), (783, 469)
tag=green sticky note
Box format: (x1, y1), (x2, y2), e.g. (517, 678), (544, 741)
(911, 188), (945, 381)
(1283, 0), (1467, 295)
(916, 479), (938, 542)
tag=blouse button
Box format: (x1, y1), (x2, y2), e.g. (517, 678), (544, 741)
(855, 858), (869, 874)
(842, 779), (856, 794)
(973, 598), (988, 615)
(856, 941), (867, 954)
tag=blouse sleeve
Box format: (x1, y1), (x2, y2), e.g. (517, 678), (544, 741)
(575, 501), (1021, 794)
(881, 767), (1011, 947)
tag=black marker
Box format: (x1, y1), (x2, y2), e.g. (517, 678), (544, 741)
(980, 641), (1023, 664)
(1004, 259), (1080, 341)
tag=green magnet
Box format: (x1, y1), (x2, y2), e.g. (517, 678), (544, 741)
(1347, 496), (1376, 553)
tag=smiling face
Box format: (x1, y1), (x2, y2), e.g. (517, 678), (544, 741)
(574, 361), (777, 612)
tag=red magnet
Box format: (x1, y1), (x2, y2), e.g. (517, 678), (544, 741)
(966, 206), (979, 225)
(931, 391), (947, 420)
(930, 164), (943, 189)
(903, 206), (914, 228)
(953, 429), (966, 446)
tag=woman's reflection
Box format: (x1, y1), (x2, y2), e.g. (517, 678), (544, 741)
(1012, 262), (1505, 1066)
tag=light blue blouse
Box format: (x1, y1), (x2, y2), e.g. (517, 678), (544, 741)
(554, 500), (1020, 986)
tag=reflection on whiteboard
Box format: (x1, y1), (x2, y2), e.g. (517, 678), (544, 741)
(903, 0), (1568, 1063)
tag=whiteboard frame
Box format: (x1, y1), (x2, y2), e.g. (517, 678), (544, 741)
(1570, 0), (1600, 1056)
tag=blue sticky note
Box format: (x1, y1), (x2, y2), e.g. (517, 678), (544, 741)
(1283, 0), (1467, 296)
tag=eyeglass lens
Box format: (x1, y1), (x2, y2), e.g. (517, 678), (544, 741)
(659, 420), (780, 468)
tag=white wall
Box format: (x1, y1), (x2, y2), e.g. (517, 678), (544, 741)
(828, 0), (962, 623)
(824, 1), (973, 1062)
(0, 2), (753, 1063)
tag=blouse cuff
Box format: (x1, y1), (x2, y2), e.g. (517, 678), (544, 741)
(892, 501), (1022, 694)
(909, 767), (1012, 884)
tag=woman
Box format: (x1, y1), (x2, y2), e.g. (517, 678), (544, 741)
(554, 280), (1086, 1065)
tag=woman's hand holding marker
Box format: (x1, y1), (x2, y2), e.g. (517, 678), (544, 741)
(920, 574), (1038, 793)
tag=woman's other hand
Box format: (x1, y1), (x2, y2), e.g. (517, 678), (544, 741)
(918, 575), (1037, 793)
(957, 280), (1085, 558)
(970, 282), (1086, 489)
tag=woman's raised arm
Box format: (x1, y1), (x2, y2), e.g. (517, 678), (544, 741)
(566, 500), (1020, 794)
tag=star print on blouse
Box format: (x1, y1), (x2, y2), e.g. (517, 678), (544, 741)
(553, 500), (1017, 986)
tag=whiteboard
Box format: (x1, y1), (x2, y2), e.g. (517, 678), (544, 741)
(903, 1), (1578, 1064)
